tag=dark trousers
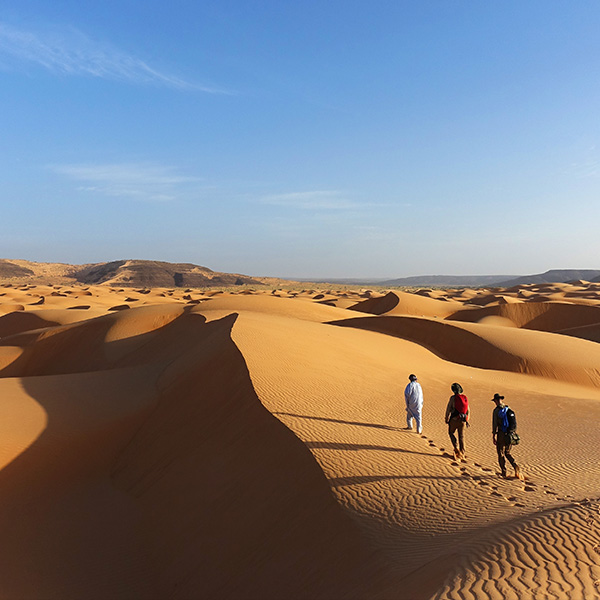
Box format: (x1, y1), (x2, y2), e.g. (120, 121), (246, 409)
(497, 432), (518, 472)
(448, 417), (465, 453)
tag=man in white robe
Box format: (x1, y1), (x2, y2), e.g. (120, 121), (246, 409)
(404, 374), (423, 434)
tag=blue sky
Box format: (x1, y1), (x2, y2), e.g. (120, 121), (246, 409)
(2, 1), (599, 278)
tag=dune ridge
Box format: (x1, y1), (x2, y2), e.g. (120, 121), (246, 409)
(329, 314), (600, 387)
(1, 280), (600, 598)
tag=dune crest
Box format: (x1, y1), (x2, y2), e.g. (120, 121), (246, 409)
(349, 290), (464, 318)
(1, 280), (600, 598)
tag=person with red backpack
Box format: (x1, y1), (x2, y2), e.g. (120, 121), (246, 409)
(445, 382), (470, 460)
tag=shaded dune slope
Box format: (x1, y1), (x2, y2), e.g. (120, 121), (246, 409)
(0, 311), (60, 338)
(0, 303), (24, 315)
(349, 291), (463, 318)
(0, 307), (109, 339)
(329, 315), (600, 387)
(112, 313), (383, 600)
(449, 301), (600, 332)
(556, 322), (600, 343)
(0, 306), (385, 599)
(0, 305), (186, 377)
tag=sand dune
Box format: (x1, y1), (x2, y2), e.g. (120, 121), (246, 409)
(557, 322), (600, 343)
(349, 290), (465, 318)
(449, 300), (600, 332)
(0, 281), (600, 598)
(329, 314), (600, 387)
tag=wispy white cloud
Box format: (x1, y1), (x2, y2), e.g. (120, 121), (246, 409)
(0, 22), (229, 93)
(51, 162), (204, 202)
(563, 144), (600, 179)
(260, 190), (363, 211)
(566, 158), (600, 178)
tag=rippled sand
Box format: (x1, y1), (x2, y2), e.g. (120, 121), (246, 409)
(1, 281), (599, 599)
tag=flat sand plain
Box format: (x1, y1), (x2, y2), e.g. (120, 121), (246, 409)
(1, 281), (600, 599)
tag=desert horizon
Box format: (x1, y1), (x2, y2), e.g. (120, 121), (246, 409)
(1, 272), (599, 598)
(3, 257), (600, 289)
(4, 3), (600, 598)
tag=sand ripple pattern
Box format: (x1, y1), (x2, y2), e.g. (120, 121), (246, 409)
(2, 281), (600, 598)
(431, 500), (600, 600)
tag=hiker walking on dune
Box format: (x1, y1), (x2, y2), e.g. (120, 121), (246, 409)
(491, 393), (522, 479)
(404, 374), (423, 434)
(445, 382), (469, 460)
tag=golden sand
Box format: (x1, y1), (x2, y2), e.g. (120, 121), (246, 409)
(0, 282), (599, 598)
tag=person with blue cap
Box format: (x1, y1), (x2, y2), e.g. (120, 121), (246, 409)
(491, 393), (523, 479)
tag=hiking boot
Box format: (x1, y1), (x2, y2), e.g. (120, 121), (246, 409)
(417, 427), (423, 434)
(514, 465), (523, 480)
(501, 470), (507, 478)
(453, 448), (461, 460)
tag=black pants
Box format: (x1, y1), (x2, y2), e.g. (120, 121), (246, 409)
(497, 432), (518, 472)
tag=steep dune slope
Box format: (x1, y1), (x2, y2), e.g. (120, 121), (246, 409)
(449, 300), (600, 332)
(328, 314), (600, 387)
(1, 286), (600, 599)
(349, 291), (464, 318)
(0, 305), (386, 599)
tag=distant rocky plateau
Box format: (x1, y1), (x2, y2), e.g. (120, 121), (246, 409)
(0, 259), (267, 288)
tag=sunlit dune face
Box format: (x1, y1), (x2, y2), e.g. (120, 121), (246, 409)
(0, 281), (599, 598)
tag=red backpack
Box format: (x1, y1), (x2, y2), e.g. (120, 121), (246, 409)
(453, 394), (468, 418)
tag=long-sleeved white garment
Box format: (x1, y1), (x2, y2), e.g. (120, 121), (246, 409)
(404, 381), (423, 432)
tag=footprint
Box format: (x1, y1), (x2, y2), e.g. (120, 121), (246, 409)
(514, 503), (526, 507)
(439, 448), (445, 452)
(507, 496), (517, 502)
(593, 545), (600, 555)
(474, 463), (482, 468)
(524, 486), (535, 492)
(451, 461), (459, 467)
(482, 467), (493, 472)
(575, 499), (590, 506)
(477, 481), (489, 487)
(491, 491), (503, 497)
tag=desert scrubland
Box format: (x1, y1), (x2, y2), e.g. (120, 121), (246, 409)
(0, 279), (600, 599)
